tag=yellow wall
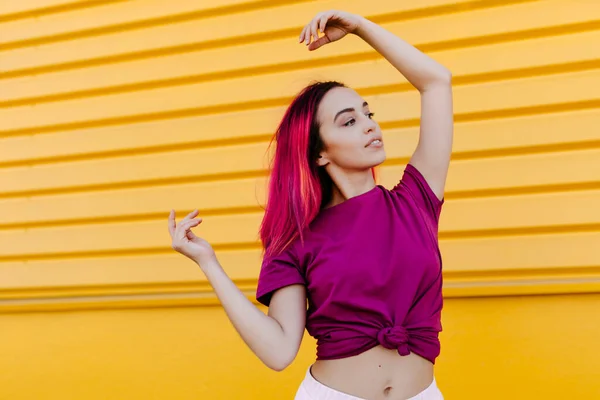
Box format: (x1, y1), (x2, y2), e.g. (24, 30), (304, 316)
(1, 0), (599, 398)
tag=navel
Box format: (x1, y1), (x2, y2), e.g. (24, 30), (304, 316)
(383, 386), (393, 397)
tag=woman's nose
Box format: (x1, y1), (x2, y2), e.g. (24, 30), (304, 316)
(364, 119), (376, 133)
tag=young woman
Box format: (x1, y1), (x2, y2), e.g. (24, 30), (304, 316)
(168, 9), (453, 400)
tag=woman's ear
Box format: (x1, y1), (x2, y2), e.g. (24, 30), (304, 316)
(316, 153), (329, 167)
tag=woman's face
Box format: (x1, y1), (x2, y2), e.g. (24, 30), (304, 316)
(315, 87), (386, 172)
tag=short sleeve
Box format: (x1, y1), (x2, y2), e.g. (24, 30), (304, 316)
(393, 163), (445, 224)
(256, 245), (306, 307)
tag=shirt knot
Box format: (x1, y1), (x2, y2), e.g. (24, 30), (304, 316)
(377, 326), (410, 356)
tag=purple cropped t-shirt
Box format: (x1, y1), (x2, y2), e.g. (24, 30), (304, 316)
(256, 163), (444, 364)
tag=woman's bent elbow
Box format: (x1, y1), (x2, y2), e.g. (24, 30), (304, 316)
(268, 362), (288, 372)
(263, 352), (295, 372)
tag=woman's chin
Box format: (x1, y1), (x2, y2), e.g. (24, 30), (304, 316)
(371, 152), (387, 166)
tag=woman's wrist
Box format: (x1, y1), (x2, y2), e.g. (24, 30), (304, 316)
(353, 15), (374, 39)
(194, 254), (219, 272)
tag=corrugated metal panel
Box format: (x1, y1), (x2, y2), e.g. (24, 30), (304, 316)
(1, 0), (599, 399)
(0, 0), (122, 22)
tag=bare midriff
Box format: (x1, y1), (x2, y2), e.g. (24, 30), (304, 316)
(310, 345), (434, 400)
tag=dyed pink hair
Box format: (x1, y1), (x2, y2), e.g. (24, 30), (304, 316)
(259, 81), (377, 259)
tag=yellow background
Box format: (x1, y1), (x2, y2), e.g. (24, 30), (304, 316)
(1, 0), (599, 399)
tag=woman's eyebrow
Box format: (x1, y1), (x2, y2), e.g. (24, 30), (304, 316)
(333, 102), (369, 123)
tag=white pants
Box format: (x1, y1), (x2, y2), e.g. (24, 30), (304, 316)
(294, 366), (444, 400)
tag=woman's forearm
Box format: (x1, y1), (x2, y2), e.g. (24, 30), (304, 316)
(198, 257), (294, 370)
(355, 17), (451, 91)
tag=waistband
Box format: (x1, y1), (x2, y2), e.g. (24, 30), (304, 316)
(298, 366), (443, 400)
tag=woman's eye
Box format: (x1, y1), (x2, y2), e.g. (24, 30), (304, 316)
(343, 113), (374, 126)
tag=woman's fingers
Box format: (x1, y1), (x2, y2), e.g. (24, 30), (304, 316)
(178, 218), (201, 238)
(172, 220), (201, 249)
(304, 23), (312, 45)
(308, 35), (330, 51)
(299, 24), (307, 43)
(168, 210), (177, 237)
(168, 209), (200, 239)
(186, 229), (199, 240)
(319, 13), (329, 34)
(299, 13), (334, 47)
(310, 17), (320, 45)
(182, 209), (199, 223)
(299, 16), (319, 45)
(181, 218), (202, 230)
(301, 23), (311, 44)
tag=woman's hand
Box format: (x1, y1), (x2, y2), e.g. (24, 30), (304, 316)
(168, 209), (216, 268)
(299, 10), (365, 51)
